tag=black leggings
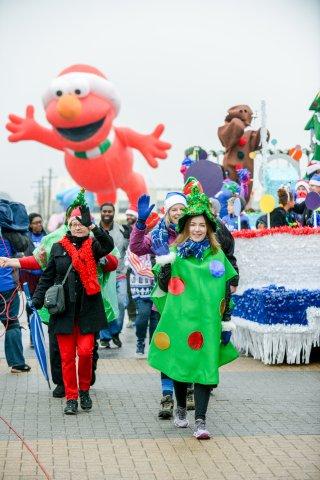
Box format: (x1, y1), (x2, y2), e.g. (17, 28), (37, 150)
(173, 381), (212, 420)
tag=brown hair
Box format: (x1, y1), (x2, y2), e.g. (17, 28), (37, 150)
(277, 187), (293, 207)
(174, 215), (220, 254)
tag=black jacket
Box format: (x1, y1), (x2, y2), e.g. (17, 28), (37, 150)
(293, 201), (313, 226)
(269, 207), (298, 228)
(215, 219), (239, 287)
(2, 230), (29, 253)
(32, 227), (114, 335)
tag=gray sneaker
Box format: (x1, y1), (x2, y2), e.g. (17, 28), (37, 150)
(173, 407), (189, 428)
(193, 418), (210, 439)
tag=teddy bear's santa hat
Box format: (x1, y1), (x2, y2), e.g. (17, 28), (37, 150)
(43, 64), (121, 115)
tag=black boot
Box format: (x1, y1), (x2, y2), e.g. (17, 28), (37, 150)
(158, 395), (174, 419)
(79, 390), (92, 411)
(64, 400), (78, 415)
(53, 384), (65, 398)
(112, 334), (122, 348)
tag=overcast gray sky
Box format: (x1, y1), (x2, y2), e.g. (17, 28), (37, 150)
(1, 0), (319, 206)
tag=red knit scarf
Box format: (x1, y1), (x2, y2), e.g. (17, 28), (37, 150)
(59, 236), (101, 295)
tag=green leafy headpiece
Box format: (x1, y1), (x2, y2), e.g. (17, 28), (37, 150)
(65, 188), (87, 220)
(178, 177), (217, 232)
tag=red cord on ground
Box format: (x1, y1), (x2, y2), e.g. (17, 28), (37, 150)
(0, 415), (52, 479)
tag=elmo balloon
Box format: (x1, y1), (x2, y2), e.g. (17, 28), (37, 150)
(6, 65), (171, 208)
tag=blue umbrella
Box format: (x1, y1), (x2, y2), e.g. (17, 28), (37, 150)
(22, 283), (51, 389)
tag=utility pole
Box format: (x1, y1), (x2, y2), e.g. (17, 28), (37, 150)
(41, 176), (46, 218)
(47, 168), (53, 223)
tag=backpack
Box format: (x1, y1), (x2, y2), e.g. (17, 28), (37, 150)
(0, 199), (29, 232)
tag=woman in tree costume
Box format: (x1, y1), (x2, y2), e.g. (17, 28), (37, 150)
(148, 185), (239, 439)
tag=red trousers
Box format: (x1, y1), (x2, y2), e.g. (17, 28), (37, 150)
(56, 325), (94, 400)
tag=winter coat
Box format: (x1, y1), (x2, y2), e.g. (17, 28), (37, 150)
(100, 221), (129, 277)
(129, 224), (176, 256)
(293, 202), (313, 226)
(221, 213), (251, 231)
(269, 207), (297, 228)
(19, 230), (47, 294)
(215, 219), (239, 287)
(0, 230), (28, 292)
(32, 227), (114, 335)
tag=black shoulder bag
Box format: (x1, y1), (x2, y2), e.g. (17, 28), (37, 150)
(44, 263), (73, 315)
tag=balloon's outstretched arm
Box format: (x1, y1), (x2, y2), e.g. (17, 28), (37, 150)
(6, 105), (64, 151)
(115, 125), (171, 168)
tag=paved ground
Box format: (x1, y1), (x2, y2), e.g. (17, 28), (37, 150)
(0, 314), (320, 480)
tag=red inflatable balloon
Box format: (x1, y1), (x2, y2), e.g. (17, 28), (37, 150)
(6, 64), (171, 209)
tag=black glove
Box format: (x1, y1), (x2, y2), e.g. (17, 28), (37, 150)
(76, 205), (92, 228)
(31, 299), (41, 310)
(26, 303), (33, 316)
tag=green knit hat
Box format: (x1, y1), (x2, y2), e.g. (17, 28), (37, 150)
(178, 178), (217, 232)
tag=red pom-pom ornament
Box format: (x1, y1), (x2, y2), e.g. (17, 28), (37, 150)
(168, 277), (185, 295)
(188, 331), (204, 350)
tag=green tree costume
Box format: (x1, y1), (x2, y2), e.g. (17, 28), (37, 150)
(148, 181), (239, 385)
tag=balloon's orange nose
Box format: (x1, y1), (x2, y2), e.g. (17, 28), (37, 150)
(57, 94), (82, 120)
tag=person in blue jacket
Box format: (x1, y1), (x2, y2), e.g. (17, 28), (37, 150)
(0, 228), (30, 372)
(221, 197), (250, 231)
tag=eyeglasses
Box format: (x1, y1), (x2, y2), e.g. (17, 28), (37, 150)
(70, 223), (84, 229)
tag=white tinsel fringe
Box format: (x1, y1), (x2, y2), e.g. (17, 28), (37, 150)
(232, 307), (320, 365)
(222, 321), (236, 332)
(155, 252), (176, 265)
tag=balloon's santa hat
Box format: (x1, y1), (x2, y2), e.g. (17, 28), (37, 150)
(42, 64), (121, 115)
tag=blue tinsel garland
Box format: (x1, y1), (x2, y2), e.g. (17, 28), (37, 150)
(232, 285), (320, 325)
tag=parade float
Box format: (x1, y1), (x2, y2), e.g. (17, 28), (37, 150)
(180, 97), (320, 364)
(6, 64), (171, 210)
(232, 226), (320, 364)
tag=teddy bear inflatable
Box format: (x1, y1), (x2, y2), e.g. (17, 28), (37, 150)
(218, 105), (268, 200)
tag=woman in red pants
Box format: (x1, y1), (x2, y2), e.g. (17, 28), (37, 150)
(32, 204), (114, 414)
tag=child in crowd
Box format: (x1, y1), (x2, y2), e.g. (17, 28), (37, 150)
(221, 196), (250, 231)
(126, 214), (160, 358)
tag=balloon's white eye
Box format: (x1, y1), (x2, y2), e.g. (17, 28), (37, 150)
(71, 79), (89, 98)
(50, 78), (69, 98)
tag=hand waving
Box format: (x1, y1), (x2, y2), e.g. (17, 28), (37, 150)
(76, 205), (93, 228)
(138, 194), (155, 221)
